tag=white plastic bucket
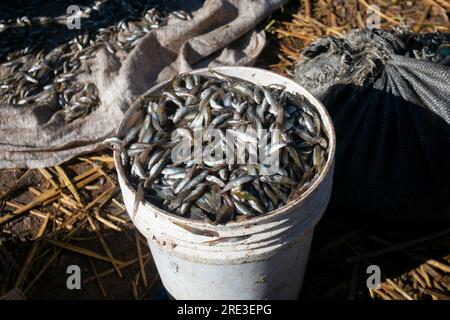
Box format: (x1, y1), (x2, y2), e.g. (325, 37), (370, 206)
(114, 67), (336, 300)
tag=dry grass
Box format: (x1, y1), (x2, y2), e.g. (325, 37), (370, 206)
(0, 153), (159, 299)
(269, 0), (449, 75)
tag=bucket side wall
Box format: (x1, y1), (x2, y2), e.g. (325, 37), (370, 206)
(149, 229), (314, 300)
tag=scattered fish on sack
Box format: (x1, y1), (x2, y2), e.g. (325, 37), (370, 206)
(105, 71), (329, 224)
(0, 1), (187, 121)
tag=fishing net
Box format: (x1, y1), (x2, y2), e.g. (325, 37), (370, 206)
(294, 28), (450, 225)
(0, 0), (286, 168)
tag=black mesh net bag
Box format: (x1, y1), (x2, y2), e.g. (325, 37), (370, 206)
(294, 29), (450, 226)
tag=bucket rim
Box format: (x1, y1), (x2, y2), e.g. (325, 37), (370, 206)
(113, 66), (336, 229)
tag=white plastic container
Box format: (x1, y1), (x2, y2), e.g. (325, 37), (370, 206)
(114, 67), (336, 300)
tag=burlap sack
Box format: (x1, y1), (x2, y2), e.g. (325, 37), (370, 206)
(0, 0), (286, 168)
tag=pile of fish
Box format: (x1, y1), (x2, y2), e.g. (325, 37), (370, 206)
(0, 0), (191, 121)
(106, 71), (329, 224)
